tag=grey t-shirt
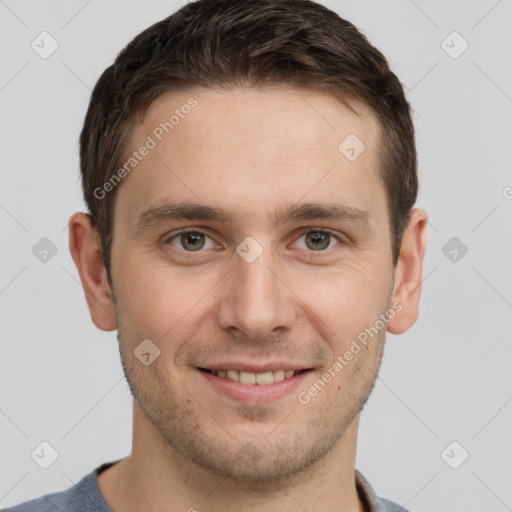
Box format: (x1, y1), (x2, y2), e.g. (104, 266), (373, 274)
(2, 461), (409, 512)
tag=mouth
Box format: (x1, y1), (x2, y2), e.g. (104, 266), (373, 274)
(199, 368), (308, 385)
(197, 367), (313, 403)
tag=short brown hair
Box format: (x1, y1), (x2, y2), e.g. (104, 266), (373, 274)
(79, 0), (417, 280)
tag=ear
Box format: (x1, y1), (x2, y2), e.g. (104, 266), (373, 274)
(387, 208), (428, 335)
(68, 212), (117, 331)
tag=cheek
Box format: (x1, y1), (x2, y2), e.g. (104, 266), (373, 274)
(291, 261), (392, 344)
(114, 261), (218, 340)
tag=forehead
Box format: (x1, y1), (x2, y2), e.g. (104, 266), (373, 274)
(136, 85), (377, 158)
(117, 86), (385, 226)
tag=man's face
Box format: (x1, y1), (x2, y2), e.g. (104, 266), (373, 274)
(110, 87), (396, 481)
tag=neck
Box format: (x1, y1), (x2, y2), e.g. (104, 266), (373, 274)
(97, 401), (365, 512)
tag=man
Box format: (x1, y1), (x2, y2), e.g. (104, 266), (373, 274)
(5, 0), (427, 510)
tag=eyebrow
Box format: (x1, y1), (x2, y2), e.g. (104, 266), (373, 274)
(134, 201), (372, 232)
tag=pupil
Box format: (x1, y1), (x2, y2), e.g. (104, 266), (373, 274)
(182, 232), (205, 251)
(307, 231), (329, 250)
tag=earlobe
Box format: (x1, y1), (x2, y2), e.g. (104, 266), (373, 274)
(387, 208), (428, 335)
(68, 212), (117, 331)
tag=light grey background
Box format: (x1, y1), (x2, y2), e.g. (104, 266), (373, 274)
(1, 1), (511, 511)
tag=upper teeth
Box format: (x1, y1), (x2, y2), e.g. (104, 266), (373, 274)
(212, 369), (296, 385)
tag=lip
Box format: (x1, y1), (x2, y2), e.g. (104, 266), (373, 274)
(198, 368), (313, 403)
(200, 362), (311, 373)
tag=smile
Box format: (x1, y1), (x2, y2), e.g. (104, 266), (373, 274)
(198, 367), (313, 403)
(203, 369), (306, 385)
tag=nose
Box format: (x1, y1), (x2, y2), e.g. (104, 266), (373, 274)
(215, 243), (297, 341)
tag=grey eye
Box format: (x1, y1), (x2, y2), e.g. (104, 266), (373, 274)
(295, 230), (339, 251)
(305, 231), (331, 250)
(168, 231), (215, 251)
(180, 232), (205, 251)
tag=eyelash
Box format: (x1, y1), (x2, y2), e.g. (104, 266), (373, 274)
(293, 228), (342, 251)
(164, 227), (344, 253)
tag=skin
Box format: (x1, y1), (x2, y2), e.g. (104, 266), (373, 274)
(69, 87), (427, 512)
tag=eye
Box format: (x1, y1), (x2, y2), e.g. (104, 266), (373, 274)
(294, 230), (341, 251)
(167, 229), (216, 252)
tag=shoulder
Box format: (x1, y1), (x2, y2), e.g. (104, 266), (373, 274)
(2, 489), (71, 512)
(1, 467), (111, 512)
(355, 470), (410, 512)
(380, 497), (410, 512)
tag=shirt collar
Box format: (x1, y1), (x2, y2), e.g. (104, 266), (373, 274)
(356, 469), (392, 512)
